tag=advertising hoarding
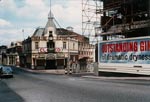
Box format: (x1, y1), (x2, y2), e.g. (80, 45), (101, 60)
(99, 38), (150, 64)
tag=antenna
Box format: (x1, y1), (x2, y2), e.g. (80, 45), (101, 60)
(49, 0), (52, 18)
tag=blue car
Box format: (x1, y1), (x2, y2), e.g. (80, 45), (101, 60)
(0, 66), (13, 78)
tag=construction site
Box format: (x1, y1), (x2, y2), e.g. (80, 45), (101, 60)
(82, 0), (150, 75)
(100, 0), (149, 40)
(82, 0), (150, 40)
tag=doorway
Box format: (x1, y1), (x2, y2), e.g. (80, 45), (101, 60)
(46, 60), (56, 69)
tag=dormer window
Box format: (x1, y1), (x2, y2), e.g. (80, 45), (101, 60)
(49, 31), (53, 35)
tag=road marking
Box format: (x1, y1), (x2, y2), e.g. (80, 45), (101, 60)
(69, 78), (76, 81)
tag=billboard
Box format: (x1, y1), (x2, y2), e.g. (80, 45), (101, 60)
(99, 38), (150, 64)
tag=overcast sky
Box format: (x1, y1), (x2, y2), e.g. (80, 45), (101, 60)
(0, 0), (82, 45)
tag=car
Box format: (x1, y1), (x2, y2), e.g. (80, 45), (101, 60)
(0, 66), (13, 78)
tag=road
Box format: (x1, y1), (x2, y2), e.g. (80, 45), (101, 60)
(0, 67), (150, 102)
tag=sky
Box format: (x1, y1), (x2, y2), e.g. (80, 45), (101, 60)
(0, 0), (82, 45)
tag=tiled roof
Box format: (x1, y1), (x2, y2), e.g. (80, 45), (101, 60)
(56, 28), (89, 41)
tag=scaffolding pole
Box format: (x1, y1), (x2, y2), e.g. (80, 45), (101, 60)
(82, 0), (103, 44)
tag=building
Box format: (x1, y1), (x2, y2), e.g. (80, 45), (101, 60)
(100, 0), (150, 39)
(7, 41), (22, 66)
(22, 11), (79, 69)
(22, 11), (95, 71)
(78, 36), (95, 71)
(97, 0), (150, 75)
(0, 45), (7, 65)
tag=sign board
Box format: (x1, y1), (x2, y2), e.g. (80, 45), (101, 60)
(46, 53), (56, 59)
(55, 47), (62, 52)
(38, 47), (47, 53)
(56, 53), (65, 58)
(99, 38), (150, 64)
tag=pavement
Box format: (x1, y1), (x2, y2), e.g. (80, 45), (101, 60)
(15, 67), (150, 80)
(82, 75), (150, 80)
(16, 67), (65, 75)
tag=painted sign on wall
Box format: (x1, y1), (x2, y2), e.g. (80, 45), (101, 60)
(38, 47), (47, 53)
(99, 38), (150, 64)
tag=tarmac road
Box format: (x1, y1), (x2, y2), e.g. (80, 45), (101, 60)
(0, 67), (150, 102)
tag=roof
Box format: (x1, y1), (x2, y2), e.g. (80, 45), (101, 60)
(43, 11), (57, 35)
(56, 28), (89, 42)
(32, 28), (44, 37)
(31, 27), (89, 42)
(0, 46), (7, 49)
(45, 17), (56, 29)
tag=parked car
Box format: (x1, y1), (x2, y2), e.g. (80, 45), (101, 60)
(0, 66), (13, 78)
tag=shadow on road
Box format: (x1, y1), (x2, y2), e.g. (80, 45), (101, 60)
(0, 80), (24, 102)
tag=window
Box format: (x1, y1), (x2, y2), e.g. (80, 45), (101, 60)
(63, 42), (66, 49)
(49, 31), (53, 34)
(35, 42), (39, 49)
(73, 43), (75, 50)
(47, 42), (54, 48)
(48, 31), (53, 40)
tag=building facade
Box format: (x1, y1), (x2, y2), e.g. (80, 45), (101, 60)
(22, 11), (95, 71)
(0, 45), (7, 65)
(22, 12), (79, 69)
(7, 42), (22, 67)
(0, 42), (22, 66)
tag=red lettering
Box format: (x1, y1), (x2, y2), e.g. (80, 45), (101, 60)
(119, 43), (122, 52)
(122, 43), (127, 52)
(116, 43), (119, 52)
(148, 41), (150, 51)
(134, 42), (138, 52)
(108, 44), (113, 53)
(140, 41), (144, 51)
(129, 42), (133, 51)
(112, 44), (116, 52)
(102, 44), (107, 53)
(140, 40), (150, 51)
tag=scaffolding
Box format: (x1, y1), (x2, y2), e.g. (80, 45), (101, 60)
(82, 0), (103, 44)
(98, 0), (150, 40)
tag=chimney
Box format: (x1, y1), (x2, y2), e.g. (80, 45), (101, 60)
(66, 26), (74, 32)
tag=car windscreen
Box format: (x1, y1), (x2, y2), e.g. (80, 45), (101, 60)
(2, 67), (13, 73)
